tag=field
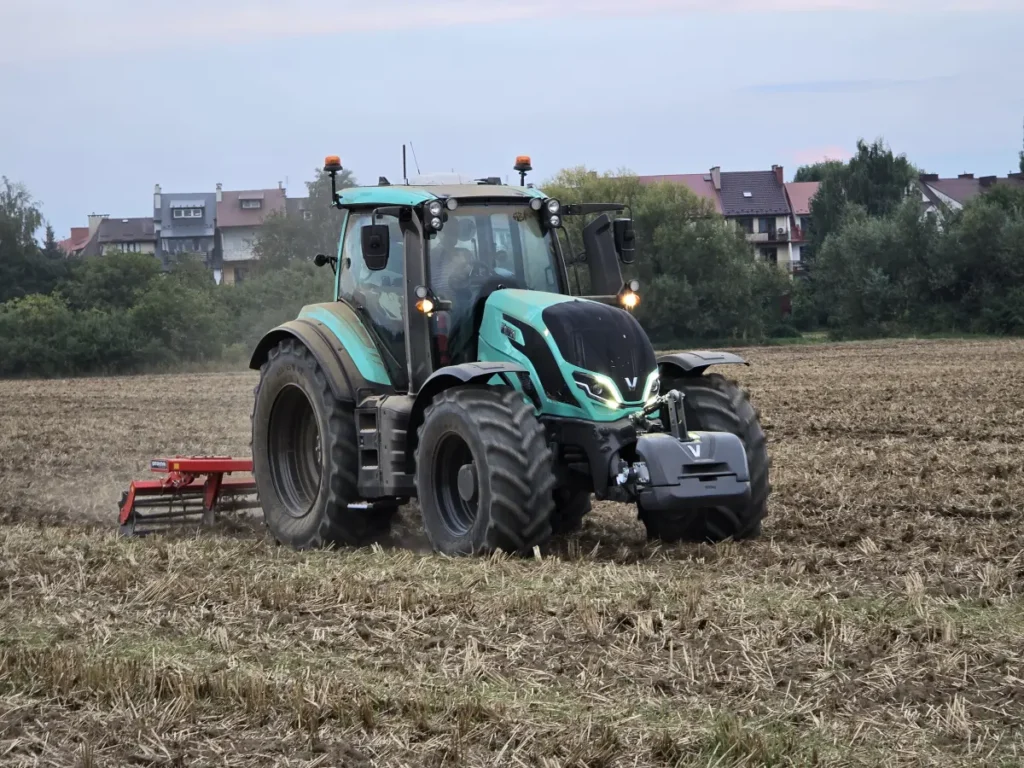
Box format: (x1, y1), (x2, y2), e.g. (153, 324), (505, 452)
(2, 337), (1023, 767)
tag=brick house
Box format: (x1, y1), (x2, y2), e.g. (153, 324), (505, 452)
(215, 184), (287, 284)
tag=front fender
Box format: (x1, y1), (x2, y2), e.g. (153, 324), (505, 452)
(406, 362), (529, 462)
(658, 350), (748, 378)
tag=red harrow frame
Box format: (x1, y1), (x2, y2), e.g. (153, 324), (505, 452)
(118, 457), (261, 537)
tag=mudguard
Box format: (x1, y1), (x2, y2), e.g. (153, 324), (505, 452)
(406, 362), (530, 461)
(249, 307), (394, 404)
(658, 350), (748, 378)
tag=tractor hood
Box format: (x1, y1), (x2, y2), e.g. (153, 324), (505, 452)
(478, 289), (659, 417)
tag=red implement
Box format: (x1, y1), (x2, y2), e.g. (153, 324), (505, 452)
(118, 456), (261, 537)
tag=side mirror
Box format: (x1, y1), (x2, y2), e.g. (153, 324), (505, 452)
(361, 224), (390, 271)
(581, 214), (625, 296)
(613, 218), (636, 264)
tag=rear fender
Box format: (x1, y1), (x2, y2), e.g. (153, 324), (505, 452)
(658, 351), (748, 379)
(406, 362), (529, 462)
(249, 317), (391, 404)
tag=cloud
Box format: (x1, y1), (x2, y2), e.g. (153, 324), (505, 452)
(742, 75), (956, 95)
(1, 0), (1018, 63)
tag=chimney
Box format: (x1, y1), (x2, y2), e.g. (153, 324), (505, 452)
(87, 213), (107, 237)
(979, 175), (997, 188)
(920, 173), (939, 182)
(153, 183), (161, 211)
(772, 164), (784, 185)
(710, 166), (721, 191)
(216, 182), (223, 203)
(958, 173), (974, 179)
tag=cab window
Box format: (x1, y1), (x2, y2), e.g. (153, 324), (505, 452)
(338, 212), (406, 371)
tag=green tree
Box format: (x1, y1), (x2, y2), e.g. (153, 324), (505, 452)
(0, 177), (68, 302)
(253, 167), (357, 272)
(793, 160), (846, 182)
(57, 250), (162, 311)
(807, 138), (917, 255)
(541, 167), (791, 344)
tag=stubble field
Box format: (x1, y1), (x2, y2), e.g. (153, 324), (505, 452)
(1, 337), (1023, 767)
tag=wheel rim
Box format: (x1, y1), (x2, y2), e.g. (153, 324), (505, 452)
(267, 384), (322, 518)
(431, 431), (479, 536)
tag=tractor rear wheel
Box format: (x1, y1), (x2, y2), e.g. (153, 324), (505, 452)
(638, 372), (770, 544)
(251, 338), (393, 550)
(415, 386), (555, 556)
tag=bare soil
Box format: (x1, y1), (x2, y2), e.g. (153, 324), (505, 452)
(1, 338), (1023, 767)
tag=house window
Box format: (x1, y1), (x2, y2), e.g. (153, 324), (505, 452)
(758, 217), (773, 235)
(800, 216), (811, 232)
(760, 247), (778, 264)
(241, 200), (262, 209)
(172, 207), (204, 219)
(736, 217), (754, 234)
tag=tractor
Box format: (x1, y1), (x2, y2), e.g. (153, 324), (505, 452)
(118, 155), (770, 555)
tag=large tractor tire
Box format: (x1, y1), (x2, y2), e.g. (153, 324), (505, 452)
(638, 372), (770, 544)
(251, 338), (394, 550)
(415, 386), (556, 556)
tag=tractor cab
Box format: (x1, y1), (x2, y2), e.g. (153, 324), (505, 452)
(319, 155), (640, 394)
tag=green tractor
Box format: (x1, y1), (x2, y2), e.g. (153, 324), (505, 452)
(247, 154), (770, 555)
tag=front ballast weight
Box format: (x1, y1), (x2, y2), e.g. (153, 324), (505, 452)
(612, 389), (753, 514)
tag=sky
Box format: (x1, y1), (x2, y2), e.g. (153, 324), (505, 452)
(2, 0), (1023, 238)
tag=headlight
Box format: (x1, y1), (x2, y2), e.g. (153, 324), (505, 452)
(546, 198), (561, 215)
(642, 371), (660, 405)
(549, 215), (561, 228)
(427, 201), (443, 217)
(430, 217), (442, 230)
(445, 198), (458, 211)
(530, 198), (543, 211)
(573, 371), (624, 409)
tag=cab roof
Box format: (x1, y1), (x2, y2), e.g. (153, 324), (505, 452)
(336, 183), (547, 208)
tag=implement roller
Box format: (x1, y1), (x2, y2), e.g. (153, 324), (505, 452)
(118, 457), (261, 537)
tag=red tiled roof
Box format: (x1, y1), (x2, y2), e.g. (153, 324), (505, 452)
(784, 182), (820, 216)
(636, 173), (723, 213)
(59, 226), (92, 256)
(217, 188), (287, 228)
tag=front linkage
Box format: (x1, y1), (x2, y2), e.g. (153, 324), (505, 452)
(599, 388), (752, 516)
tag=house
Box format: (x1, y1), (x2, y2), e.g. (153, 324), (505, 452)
(718, 165), (795, 266)
(215, 183), (287, 285)
(153, 184), (218, 270)
(783, 181), (820, 272)
(636, 165), (798, 268)
(916, 172), (1024, 219)
(78, 215), (156, 257)
(58, 226), (91, 257)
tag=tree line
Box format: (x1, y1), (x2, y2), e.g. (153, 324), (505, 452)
(2, 129), (1023, 378)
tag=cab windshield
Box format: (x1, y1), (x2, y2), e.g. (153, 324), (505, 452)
(427, 204), (562, 301)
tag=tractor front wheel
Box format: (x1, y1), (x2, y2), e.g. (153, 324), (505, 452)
(638, 372), (770, 544)
(415, 386), (556, 556)
(251, 338), (393, 550)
